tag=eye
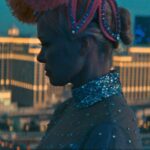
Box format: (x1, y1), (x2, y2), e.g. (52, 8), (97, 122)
(41, 42), (50, 47)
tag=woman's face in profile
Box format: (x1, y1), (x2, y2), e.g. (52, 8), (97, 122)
(37, 17), (85, 86)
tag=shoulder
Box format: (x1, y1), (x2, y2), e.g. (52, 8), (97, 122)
(47, 98), (73, 129)
(53, 98), (72, 114)
(83, 122), (117, 149)
(83, 122), (143, 150)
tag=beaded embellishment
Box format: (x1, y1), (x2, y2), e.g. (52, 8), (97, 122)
(8, 0), (121, 42)
(98, 0), (121, 42)
(68, 0), (98, 34)
(68, 0), (121, 42)
(72, 70), (122, 108)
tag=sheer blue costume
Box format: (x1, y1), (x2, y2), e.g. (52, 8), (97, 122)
(36, 69), (143, 150)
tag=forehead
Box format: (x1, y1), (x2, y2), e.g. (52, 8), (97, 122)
(37, 9), (71, 41)
(37, 10), (92, 44)
(37, 15), (58, 40)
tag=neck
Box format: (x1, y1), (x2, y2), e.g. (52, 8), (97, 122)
(71, 51), (112, 89)
(71, 67), (111, 89)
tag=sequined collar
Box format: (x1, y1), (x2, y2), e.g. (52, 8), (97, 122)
(72, 69), (122, 108)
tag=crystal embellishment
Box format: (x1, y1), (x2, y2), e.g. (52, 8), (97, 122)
(72, 70), (122, 108)
(98, 132), (102, 136)
(128, 139), (132, 144)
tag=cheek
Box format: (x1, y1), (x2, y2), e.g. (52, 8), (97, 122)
(66, 55), (85, 78)
(49, 53), (84, 75)
(46, 44), (85, 78)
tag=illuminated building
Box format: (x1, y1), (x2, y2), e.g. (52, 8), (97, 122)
(0, 37), (65, 109)
(0, 90), (17, 114)
(0, 37), (149, 109)
(113, 47), (150, 106)
(8, 25), (20, 37)
(0, 90), (11, 106)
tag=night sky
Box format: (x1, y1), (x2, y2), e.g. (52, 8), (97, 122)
(0, 0), (149, 36)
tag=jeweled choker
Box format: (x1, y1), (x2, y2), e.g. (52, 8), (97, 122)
(72, 69), (122, 108)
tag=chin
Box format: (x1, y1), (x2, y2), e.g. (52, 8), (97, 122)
(48, 76), (69, 86)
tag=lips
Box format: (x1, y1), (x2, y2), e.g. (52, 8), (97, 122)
(45, 70), (50, 76)
(44, 66), (50, 76)
(45, 71), (48, 76)
(45, 69), (52, 77)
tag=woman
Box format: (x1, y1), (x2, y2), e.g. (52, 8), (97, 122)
(8, 0), (143, 149)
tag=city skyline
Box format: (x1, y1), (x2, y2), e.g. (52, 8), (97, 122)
(0, 36), (150, 110)
(0, 1), (149, 149)
(0, 36), (150, 149)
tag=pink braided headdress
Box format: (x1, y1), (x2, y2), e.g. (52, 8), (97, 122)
(7, 0), (121, 42)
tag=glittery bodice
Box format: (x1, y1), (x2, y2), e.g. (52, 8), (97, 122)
(72, 69), (122, 108)
(36, 69), (143, 150)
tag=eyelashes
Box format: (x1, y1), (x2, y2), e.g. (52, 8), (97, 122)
(41, 42), (51, 48)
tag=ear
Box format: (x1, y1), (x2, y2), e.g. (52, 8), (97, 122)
(79, 37), (91, 56)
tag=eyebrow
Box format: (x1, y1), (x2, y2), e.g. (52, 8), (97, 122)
(38, 36), (49, 43)
(38, 36), (44, 41)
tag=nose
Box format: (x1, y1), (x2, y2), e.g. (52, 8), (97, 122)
(37, 49), (46, 63)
